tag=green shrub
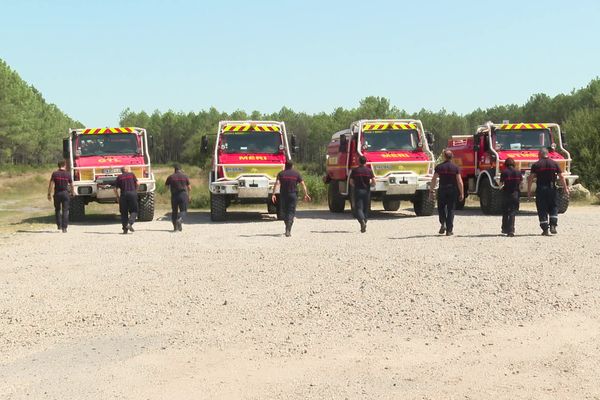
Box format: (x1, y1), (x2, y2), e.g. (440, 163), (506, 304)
(302, 173), (327, 204)
(154, 179), (168, 195)
(190, 190), (210, 209)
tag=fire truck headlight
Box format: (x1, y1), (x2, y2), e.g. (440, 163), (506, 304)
(78, 186), (92, 195)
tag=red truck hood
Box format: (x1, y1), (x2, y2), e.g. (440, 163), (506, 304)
(364, 150), (430, 163)
(218, 153), (286, 164)
(497, 150), (565, 162)
(364, 150), (431, 177)
(75, 155), (145, 167)
(217, 153), (286, 180)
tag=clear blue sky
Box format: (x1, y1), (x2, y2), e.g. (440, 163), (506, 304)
(2, 0), (599, 127)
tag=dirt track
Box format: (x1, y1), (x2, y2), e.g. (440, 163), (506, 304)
(1, 204), (599, 399)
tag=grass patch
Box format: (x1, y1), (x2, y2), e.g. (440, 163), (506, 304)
(301, 173), (327, 204)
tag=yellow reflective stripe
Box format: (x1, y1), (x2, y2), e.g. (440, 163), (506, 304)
(223, 124), (281, 132)
(500, 123), (549, 130)
(364, 123), (418, 131)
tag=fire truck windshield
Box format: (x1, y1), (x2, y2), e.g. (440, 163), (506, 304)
(78, 134), (140, 156)
(363, 130), (418, 151)
(495, 129), (552, 150)
(221, 132), (282, 154)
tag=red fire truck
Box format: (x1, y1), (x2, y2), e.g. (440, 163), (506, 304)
(447, 122), (577, 214)
(202, 121), (296, 221)
(324, 119), (436, 215)
(63, 127), (156, 221)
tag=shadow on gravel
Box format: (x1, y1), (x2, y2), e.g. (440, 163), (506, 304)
(296, 209), (417, 220)
(454, 207), (538, 217)
(13, 215), (54, 225)
(458, 233), (543, 238)
(311, 230), (352, 234)
(388, 234), (442, 240)
(238, 233), (282, 237)
(15, 213), (120, 226)
(83, 231), (123, 235)
(16, 229), (59, 234)
(180, 211), (277, 225)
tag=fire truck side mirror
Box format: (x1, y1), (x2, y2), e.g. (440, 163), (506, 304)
(148, 134), (155, 150)
(425, 131), (435, 145)
(201, 135), (209, 153)
(290, 134), (299, 154)
(339, 134), (348, 153)
(473, 134), (480, 151)
(560, 131), (567, 147)
(62, 139), (70, 159)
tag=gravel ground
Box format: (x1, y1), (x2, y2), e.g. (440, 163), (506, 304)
(1, 204), (599, 399)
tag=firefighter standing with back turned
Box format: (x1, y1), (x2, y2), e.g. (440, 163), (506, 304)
(500, 157), (522, 237)
(527, 148), (569, 236)
(272, 161), (311, 237)
(47, 160), (73, 233)
(349, 156), (375, 233)
(430, 150), (464, 236)
(165, 164), (191, 232)
(114, 166), (139, 234)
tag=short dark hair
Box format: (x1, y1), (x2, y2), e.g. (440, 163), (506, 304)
(358, 156), (367, 165)
(443, 150), (453, 160)
(505, 157), (515, 168)
(58, 160), (66, 168)
(173, 163), (181, 171)
(285, 160), (293, 170)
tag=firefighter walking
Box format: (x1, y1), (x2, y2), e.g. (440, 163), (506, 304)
(430, 150), (464, 236)
(272, 161), (311, 237)
(165, 164), (191, 232)
(47, 160), (73, 233)
(349, 156), (375, 233)
(114, 166), (139, 234)
(527, 148), (569, 236)
(500, 157), (522, 237)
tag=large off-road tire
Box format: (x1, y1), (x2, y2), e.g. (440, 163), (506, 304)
(137, 192), (155, 221)
(69, 196), (85, 221)
(479, 179), (503, 215)
(327, 181), (346, 213)
(455, 195), (466, 210)
(557, 189), (570, 214)
(273, 194), (284, 220)
(267, 197), (277, 214)
(210, 193), (227, 221)
(382, 198), (401, 211)
(413, 190), (435, 216)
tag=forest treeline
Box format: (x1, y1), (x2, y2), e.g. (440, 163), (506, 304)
(0, 59), (82, 164)
(120, 79), (600, 188)
(1, 56), (599, 188)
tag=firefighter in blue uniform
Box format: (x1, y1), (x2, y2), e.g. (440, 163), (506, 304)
(272, 161), (311, 237)
(527, 148), (569, 236)
(429, 150), (464, 236)
(349, 156), (375, 233)
(499, 157), (522, 237)
(114, 166), (139, 234)
(47, 160), (73, 233)
(165, 164), (191, 232)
